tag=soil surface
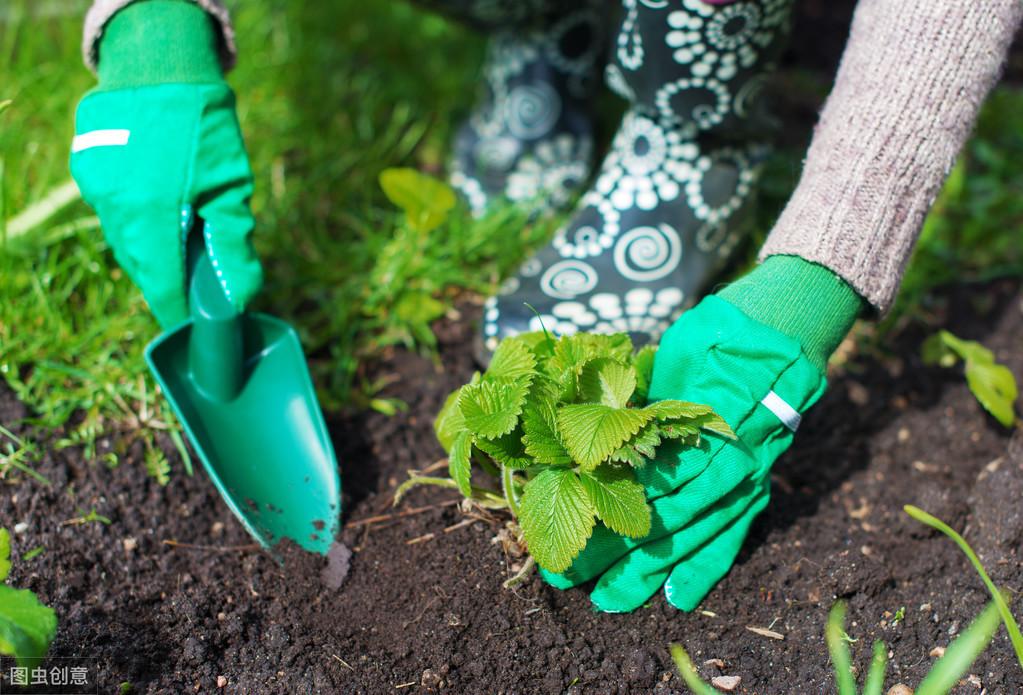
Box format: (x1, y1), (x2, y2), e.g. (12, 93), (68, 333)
(4, 7), (1023, 694)
(3, 279), (1023, 694)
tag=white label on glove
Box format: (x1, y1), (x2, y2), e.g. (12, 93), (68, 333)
(72, 129), (130, 153)
(761, 390), (801, 432)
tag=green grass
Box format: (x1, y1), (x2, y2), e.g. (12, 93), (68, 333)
(1, 1), (1021, 481)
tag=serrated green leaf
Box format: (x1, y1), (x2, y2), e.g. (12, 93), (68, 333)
(0, 529), (10, 582)
(965, 360), (1018, 427)
(632, 345), (656, 405)
(434, 387), (466, 453)
(579, 465), (650, 538)
(448, 432), (473, 497)
(578, 358), (637, 408)
(0, 585), (57, 667)
(475, 428), (532, 470)
(610, 422), (663, 467)
(544, 334), (633, 401)
(693, 412), (735, 439)
(378, 168), (456, 233)
(557, 404), (653, 470)
(459, 379), (528, 439)
(643, 400), (714, 420)
(513, 331), (557, 360)
(486, 339), (537, 382)
(522, 397), (572, 466)
(519, 468), (595, 573)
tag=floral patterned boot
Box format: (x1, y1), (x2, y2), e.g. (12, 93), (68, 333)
(427, 0), (610, 215)
(481, 0), (795, 355)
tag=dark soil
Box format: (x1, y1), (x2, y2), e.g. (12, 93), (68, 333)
(3, 278), (1022, 694)
(4, 8), (1023, 694)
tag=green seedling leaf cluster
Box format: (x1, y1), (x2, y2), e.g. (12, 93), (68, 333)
(922, 330), (1019, 427)
(412, 332), (731, 574)
(0, 528), (58, 667)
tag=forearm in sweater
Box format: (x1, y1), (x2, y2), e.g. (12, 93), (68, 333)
(760, 0), (1023, 314)
(83, 0), (237, 73)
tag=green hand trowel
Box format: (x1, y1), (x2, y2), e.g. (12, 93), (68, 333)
(146, 223), (341, 555)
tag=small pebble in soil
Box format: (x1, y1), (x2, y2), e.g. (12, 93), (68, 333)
(122, 537), (137, 553)
(929, 646), (945, 658)
(886, 685), (913, 695)
(711, 675), (741, 691)
(13, 522), (28, 534)
(216, 675), (227, 688)
(703, 658), (725, 670)
(321, 542), (352, 590)
(421, 668), (442, 689)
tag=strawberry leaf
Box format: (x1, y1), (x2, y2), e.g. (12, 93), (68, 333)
(579, 358), (637, 408)
(475, 428), (533, 470)
(448, 432), (473, 497)
(643, 400), (714, 420)
(610, 422), (663, 467)
(632, 345), (656, 405)
(557, 404), (653, 471)
(434, 387), (466, 453)
(486, 338), (537, 382)
(459, 379), (528, 439)
(522, 398), (572, 466)
(579, 465), (651, 538)
(519, 468), (595, 573)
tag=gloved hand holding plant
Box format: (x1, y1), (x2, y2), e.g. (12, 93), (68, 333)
(397, 330), (733, 578)
(401, 254), (864, 612)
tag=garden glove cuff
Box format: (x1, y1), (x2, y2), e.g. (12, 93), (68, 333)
(70, 0), (261, 327)
(541, 295), (828, 612)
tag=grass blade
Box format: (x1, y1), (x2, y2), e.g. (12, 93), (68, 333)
(4, 178), (80, 240)
(669, 643), (717, 695)
(861, 641), (888, 695)
(825, 602), (859, 695)
(904, 505), (1023, 669)
(916, 601), (1001, 695)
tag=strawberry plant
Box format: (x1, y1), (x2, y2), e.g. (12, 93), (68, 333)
(396, 331), (732, 576)
(0, 528), (57, 666)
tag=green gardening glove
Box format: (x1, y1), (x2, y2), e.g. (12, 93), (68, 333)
(541, 256), (864, 612)
(70, 0), (261, 328)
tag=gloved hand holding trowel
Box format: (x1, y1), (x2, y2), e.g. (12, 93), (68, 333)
(71, 0), (1022, 613)
(71, 0), (340, 555)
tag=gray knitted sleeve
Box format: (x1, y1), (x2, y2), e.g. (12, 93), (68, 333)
(82, 0), (237, 73)
(760, 0), (1023, 313)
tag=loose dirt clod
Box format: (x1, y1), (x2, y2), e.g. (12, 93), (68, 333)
(321, 542), (353, 590)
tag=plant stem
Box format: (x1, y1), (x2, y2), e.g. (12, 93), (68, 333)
(502, 556), (535, 589)
(502, 466), (521, 517)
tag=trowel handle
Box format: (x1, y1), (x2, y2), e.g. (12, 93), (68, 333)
(186, 222), (244, 402)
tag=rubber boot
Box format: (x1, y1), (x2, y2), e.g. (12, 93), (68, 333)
(418, 0), (611, 215)
(481, 0), (794, 354)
